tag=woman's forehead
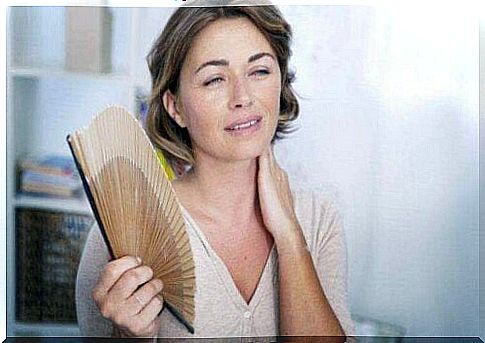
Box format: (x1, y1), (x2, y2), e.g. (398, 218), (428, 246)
(184, 17), (275, 69)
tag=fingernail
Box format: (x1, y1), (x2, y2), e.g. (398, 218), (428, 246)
(135, 256), (142, 264)
(144, 266), (154, 278)
(156, 294), (164, 303)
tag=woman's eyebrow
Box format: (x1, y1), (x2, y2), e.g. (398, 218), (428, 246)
(248, 52), (275, 63)
(195, 59), (228, 74)
(195, 52), (276, 75)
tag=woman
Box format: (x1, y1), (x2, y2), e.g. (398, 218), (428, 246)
(76, 3), (354, 339)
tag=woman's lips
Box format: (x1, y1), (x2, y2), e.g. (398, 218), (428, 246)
(224, 116), (263, 136)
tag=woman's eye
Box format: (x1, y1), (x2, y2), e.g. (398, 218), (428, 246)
(251, 69), (270, 77)
(204, 77), (224, 86)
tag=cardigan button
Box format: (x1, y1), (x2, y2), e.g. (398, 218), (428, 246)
(243, 311), (252, 319)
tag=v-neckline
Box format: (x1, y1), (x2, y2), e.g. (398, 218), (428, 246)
(179, 204), (276, 310)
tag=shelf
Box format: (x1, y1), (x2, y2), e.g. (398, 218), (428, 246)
(9, 67), (131, 82)
(14, 322), (81, 336)
(15, 194), (92, 216)
(6, 7), (151, 337)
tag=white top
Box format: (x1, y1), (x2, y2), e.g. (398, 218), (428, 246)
(76, 184), (355, 338)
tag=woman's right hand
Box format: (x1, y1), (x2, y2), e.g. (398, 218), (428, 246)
(91, 255), (165, 338)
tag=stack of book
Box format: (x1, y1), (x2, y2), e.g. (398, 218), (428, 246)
(18, 155), (82, 198)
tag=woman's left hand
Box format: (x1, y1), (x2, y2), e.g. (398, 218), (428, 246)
(257, 146), (301, 241)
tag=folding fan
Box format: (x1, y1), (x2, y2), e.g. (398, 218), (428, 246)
(67, 106), (195, 333)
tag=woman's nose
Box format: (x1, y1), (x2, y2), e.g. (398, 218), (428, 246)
(229, 78), (254, 109)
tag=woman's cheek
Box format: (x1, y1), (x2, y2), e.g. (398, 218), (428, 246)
(188, 108), (224, 144)
(205, 84), (229, 102)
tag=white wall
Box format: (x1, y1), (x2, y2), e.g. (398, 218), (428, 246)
(275, 5), (478, 336)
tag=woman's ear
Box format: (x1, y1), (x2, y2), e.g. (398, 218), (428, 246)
(162, 90), (186, 128)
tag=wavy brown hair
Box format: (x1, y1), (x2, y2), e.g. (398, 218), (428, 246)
(145, 2), (299, 168)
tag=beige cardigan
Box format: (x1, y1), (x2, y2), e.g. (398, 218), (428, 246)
(76, 183), (354, 338)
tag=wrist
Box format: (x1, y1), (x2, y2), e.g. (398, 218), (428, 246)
(273, 224), (309, 254)
(112, 326), (157, 342)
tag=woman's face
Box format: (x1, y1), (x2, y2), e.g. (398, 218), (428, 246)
(167, 17), (281, 164)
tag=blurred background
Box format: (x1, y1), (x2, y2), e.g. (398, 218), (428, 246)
(5, 4), (479, 338)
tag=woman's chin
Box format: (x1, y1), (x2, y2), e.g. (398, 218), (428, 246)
(225, 144), (269, 162)
(195, 137), (273, 164)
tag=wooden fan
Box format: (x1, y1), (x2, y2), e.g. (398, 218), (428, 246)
(67, 106), (196, 333)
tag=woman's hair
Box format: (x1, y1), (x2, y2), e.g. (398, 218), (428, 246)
(145, 1), (299, 168)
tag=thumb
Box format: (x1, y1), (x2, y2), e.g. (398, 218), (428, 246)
(157, 293), (165, 315)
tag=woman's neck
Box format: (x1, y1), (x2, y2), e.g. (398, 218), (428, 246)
(177, 155), (261, 229)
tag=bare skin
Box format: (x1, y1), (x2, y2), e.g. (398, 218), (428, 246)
(171, 165), (274, 305)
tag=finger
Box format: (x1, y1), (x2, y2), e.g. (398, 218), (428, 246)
(279, 168), (288, 181)
(268, 145), (275, 169)
(258, 146), (270, 175)
(270, 145), (284, 173)
(93, 256), (141, 297)
(109, 265), (154, 300)
(260, 147), (282, 188)
(136, 294), (165, 326)
(129, 278), (164, 314)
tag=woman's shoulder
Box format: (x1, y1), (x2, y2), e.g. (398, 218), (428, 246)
(289, 179), (344, 251)
(290, 180), (342, 220)
(79, 221), (111, 267)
